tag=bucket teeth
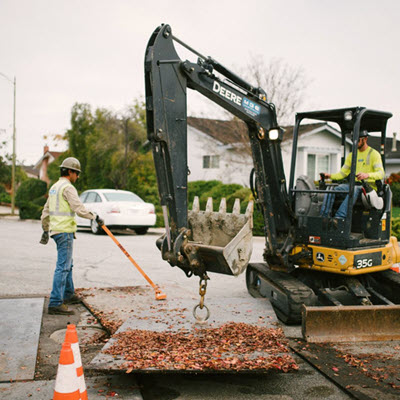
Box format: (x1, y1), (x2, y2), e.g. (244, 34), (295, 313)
(206, 197), (213, 212)
(219, 198), (227, 213)
(190, 196), (252, 215)
(233, 198), (240, 214)
(192, 196), (200, 212)
(245, 200), (254, 216)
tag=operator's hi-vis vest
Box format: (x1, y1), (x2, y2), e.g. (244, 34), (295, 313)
(49, 178), (76, 233)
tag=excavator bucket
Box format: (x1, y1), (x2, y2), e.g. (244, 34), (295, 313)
(187, 197), (254, 276)
(302, 304), (400, 343)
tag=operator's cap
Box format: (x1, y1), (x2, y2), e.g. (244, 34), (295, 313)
(359, 130), (369, 138)
(60, 157), (81, 172)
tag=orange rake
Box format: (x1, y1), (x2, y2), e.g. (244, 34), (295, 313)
(101, 224), (167, 300)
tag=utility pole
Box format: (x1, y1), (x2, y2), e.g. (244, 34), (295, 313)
(11, 77), (16, 215)
(0, 73), (16, 215)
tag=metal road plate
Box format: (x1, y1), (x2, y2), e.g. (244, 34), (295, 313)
(90, 296), (294, 373)
(0, 298), (44, 382)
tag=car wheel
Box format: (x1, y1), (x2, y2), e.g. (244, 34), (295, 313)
(134, 227), (148, 235)
(90, 219), (102, 235)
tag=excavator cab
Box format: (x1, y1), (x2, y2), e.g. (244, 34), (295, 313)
(287, 108), (397, 276)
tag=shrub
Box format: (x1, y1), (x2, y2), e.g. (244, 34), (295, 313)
(188, 180), (222, 205)
(18, 201), (45, 220)
(16, 178), (48, 220)
(187, 180), (264, 236)
(390, 183), (400, 207)
(0, 185), (10, 204)
(387, 173), (400, 184)
(391, 217), (400, 239)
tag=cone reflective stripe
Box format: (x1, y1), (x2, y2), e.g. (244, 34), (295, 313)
(65, 324), (88, 400)
(53, 342), (80, 400)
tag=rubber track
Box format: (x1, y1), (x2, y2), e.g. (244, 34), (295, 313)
(247, 263), (317, 324)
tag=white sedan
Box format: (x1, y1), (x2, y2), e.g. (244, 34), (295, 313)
(75, 189), (156, 235)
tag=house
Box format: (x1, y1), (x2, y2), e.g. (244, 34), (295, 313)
(21, 165), (39, 179)
(34, 145), (63, 184)
(368, 132), (400, 176)
(187, 117), (253, 186)
(187, 117), (400, 187)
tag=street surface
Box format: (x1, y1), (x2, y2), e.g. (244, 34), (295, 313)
(0, 218), (352, 399)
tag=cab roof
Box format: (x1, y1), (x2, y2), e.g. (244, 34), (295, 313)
(296, 107), (392, 134)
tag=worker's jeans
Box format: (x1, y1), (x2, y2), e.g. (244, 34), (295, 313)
(49, 233), (75, 307)
(320, 184), (362, 218)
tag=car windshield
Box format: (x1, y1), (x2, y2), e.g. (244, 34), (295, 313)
(103, 192), (144, 202)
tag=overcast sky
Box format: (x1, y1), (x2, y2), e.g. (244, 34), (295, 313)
(0, 0), (399, 165)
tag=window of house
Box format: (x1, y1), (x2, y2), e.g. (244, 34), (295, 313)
(203, 155), (220, 169)
(307, 154), (329, 180)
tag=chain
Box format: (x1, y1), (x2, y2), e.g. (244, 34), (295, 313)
(193, 274), (210, 322)
(198, 277), (207, 309)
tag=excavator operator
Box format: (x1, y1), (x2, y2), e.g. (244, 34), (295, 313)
(320, 130), (385, 219)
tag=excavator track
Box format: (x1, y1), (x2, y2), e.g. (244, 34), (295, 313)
(246, 263), (400, 324)
(246, 263), (318, 324)
(371, 268), (400, 303)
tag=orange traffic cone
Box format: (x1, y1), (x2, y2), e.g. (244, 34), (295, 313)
(391, 265), (400, 273)
(65, 324), (88, 400)
(53, 342), (80, 400)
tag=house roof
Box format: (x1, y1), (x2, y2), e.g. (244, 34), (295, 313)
(187, 117), (326, 145)
(187, 117), (400, 162)
(34, 150), (63, 169)
(367, 136), (400, 162)
(21, 165), (39, 177)
(187, 117), (248, 145)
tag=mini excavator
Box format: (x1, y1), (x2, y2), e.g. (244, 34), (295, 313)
(145, 24), (400, 341)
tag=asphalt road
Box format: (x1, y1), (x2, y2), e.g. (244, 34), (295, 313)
(0, 218), (258, 298)
(0, 218), (352, 399)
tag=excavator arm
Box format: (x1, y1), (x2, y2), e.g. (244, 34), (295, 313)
(145, 24), (294, 279)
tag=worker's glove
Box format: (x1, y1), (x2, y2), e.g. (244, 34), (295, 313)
(40, 231), (49, 245)
(95, 214), (104, 227)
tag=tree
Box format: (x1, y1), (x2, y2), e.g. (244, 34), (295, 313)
(65, 103), (95, 191)
(63, 100), (157, 201)
(244, 56), (310, 125)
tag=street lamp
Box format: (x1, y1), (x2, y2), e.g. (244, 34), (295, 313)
(0, 72), (16, 215)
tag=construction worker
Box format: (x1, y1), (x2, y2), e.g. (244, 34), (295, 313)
(320, 130), (385, 219)
(40, 157), (104, 315)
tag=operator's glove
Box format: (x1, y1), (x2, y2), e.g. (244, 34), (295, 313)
(40, 231), (49, 245)
(95, 214), (104, 227)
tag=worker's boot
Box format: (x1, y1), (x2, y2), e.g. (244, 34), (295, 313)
(48, 304), (75, 315)
(64, 294), (81, 305)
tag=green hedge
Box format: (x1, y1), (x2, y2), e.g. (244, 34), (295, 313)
(187, 180), (264, 236)
(0, 185), (10, 203)
(390, 183), (400, 207)
(154, 180), (264, 235)
(392, 217), (400, 239)
(16, 178), (48, 220)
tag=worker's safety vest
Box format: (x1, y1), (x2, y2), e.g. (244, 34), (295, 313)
(49, 179), (77, 233)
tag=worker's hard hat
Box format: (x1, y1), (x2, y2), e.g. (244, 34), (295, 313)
(359, 130), (369, 138)
(60, 157), (81, 172)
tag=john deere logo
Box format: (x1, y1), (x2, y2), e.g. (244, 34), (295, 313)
(316, 252), (325, 262)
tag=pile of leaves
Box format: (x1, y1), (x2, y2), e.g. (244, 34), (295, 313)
(104, 322), (298, 372)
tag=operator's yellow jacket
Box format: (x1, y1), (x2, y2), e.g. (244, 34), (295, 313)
(331, 146), (384, 190)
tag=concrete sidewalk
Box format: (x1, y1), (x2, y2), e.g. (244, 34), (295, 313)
(0, 204), (18, 218)
(0, 376), (143, 399)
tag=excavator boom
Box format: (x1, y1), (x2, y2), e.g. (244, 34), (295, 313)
(145, 24), (294, 279)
